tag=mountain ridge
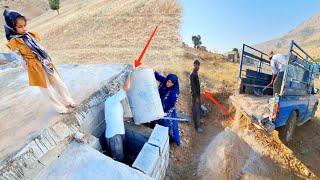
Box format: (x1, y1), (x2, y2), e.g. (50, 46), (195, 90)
(255, 12), (320, 59)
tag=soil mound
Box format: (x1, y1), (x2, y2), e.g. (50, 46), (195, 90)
(198, 113), (317, 179)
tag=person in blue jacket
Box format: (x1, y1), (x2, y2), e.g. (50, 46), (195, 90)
(154, 71), (181, 146)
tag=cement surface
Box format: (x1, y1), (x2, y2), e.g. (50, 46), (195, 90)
(35, 141), (152, 180)
(0, 64), (128, 163)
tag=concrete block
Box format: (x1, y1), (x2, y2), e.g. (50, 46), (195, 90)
(147, 124), (169, 155)
(154, 139), (170, 180)
(78, 106), (105, 136)
(151, 155), (162, 178)
(132, 143), (160, 175)
(161, 149), (169, 174)
(152, 143), (169, 180)
(86, 135), (102, 151)
(125, 121), (153, 138)
(51, 122), (73, 140)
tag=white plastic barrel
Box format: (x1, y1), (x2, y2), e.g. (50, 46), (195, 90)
(127, 68), (165, 124)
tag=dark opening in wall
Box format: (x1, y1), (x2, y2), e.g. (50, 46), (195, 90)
(98, 120), (153, 166)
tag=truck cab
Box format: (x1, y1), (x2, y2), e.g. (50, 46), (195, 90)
(231, 40), (319, 143)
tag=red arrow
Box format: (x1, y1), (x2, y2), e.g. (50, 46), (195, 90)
(204, 91), (234, 120)
(134, 26), (158, 68)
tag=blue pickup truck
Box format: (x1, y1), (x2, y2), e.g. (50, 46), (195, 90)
(230, 41), (319, 143)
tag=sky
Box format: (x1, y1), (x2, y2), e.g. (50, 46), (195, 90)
(180, 0), (320, 53)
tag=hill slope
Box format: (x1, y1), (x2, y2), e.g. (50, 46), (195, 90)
(256, 12), (320, 58)
(0, 0), (49, 24)
(0, 0), (183, 70)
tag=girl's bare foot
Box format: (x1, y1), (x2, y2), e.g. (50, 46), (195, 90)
(59, 108), (73, 114)
(67, 103), (76, 108)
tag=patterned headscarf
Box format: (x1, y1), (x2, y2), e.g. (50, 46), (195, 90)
(3, 9), (54, 75)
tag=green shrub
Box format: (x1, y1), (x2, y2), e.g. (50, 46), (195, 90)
(48, 0), (60, 14)
(192, 35), (202, 49)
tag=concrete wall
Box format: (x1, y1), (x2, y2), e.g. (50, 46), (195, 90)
(124, 122), (153, 162)
(133, 125), (170, 180)
(0, 122), (75, 179)
(0, 65), (133, 180)
(0, 64), (171, 180)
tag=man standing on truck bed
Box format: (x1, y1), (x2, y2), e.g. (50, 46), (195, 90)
(190, 59), (203, 133)
(268, 51), (288, 95)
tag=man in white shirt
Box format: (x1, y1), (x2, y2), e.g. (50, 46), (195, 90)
(267, 51), (288, 95)
(104, 75), (131, 162)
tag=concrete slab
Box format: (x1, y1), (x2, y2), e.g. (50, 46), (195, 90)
(0, 64), (130, 163)
(35, 141), (152, 180)
(132, 142), (160, 175)
(148, 124), (169, 155)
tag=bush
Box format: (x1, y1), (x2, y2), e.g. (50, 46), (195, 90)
(48, 0), (60, 14)
(192, 35), (202, 49)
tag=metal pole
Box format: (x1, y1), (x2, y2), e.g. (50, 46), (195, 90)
(280, 41), (294, 96)
(239, 44), (245, 79)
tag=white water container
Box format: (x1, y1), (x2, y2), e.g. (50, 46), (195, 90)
(127, 68), (165, 124)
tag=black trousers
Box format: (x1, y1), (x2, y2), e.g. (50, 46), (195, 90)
(192, 97), (201, 129)
(273, 71), (284, 95)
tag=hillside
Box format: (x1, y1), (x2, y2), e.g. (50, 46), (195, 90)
(0, 0), (183, 71)
(0, 0), (48, 24)
(256, 12), (320, 59)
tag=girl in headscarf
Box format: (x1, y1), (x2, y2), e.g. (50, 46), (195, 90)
(155, 71), (181, 146)
(3, 9), (76, 114)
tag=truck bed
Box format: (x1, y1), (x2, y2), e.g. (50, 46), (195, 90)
(230, 94), (273, 121)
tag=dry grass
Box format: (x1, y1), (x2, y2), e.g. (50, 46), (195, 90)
(0, 0), (183, 73)
(180, 46), (238, 92)
(0, 0), (48, 25)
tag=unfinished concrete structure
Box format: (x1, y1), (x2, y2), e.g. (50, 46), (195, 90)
(0, 59), (170, 179)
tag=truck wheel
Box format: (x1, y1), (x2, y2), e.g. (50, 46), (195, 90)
(279, 111), (297, 143)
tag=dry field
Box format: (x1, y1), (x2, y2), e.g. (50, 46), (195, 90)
(0, 0), (183, 72)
